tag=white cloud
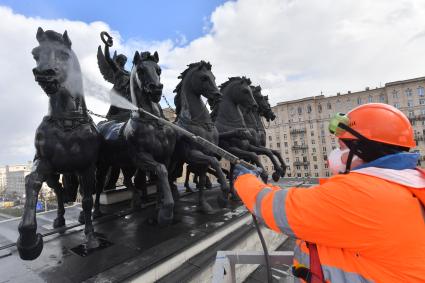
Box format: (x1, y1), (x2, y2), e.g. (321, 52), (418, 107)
(1, 0), (425, 164)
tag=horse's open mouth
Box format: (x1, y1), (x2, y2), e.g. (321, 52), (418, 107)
(35, 76), (60, 94)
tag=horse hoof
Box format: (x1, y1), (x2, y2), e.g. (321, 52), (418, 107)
(78, 211), (85, 224)
(272, 172), (280, 182)
(85, 233), (100, 250)
(157, 206), (174, 226)
(17, 233), (43, 260)
(92, 209), (103, 219)
(53, 217), (66, 228)
(216, 195), (228, 208)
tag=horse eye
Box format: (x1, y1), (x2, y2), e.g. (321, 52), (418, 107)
(33, 54), (39, 61)
(202, 76), (209, 82)
(157, 68), (162, 75)
(58, 51), (69, 61)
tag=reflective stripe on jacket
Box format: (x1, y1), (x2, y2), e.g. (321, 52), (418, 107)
(234, 170), (425, 282)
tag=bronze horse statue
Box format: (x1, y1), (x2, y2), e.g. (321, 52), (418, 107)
(241, 85), (286, 181)
(213, 77), (268, 193)
(17, 28), (101, 260)
(170, 61), (230, 213)
(94, 51), (177, 225)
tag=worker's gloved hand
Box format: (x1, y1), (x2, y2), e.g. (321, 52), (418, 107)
(233, 164), (263, 181)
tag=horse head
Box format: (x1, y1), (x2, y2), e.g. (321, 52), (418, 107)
(181, 61), (221, 101)
(32, 27), (82, 97)
(131, 51), (163, 104)
(251, 85), (276, 121)
(220, 77), (257, 110)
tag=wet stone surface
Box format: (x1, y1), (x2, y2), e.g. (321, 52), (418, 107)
(0, 185), (247, 282)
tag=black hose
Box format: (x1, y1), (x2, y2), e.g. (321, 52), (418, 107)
(252, 214), (273, 283)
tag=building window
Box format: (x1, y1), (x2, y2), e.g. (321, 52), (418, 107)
(325, 171), (330, 177)
(312, 148), (316, 153)
(323, 146), (327, 152)
(318, 104), (322, 113)
(284, 134), (287, 139)
(311, 131), (314, 136)
(324, 163), (329, 168)
(394, 103), (400, 109)
(314, 164), (318, 169)
(379, 95), (385, 102)
(287, 173), (292, 177)
(408, 100), (413, 108)
(307, 105), (312, 113)
(315, 173), (319, 177)
(357, 97), (362, 105)
(313, 156), (317, 161)
(297, 173), (301, 177)
(296, 157), (300, 162)
(409, 111), (414, 117)
(312, 140), (315, 144)
(327, 102), (332, 110)
(268, 136), (272, 141)
(392, 90), (398, 99)
(286, 158), (289, 163)
(420, 99), (425, 105)
(405, 88), (412, 97)
(284, 142), (288, 147)
(323, 155), (328, 161)
(421, 109), (425, 115)
(277, 142), (280, 148)
(298, 106), (302, 115)
(418, 87), (424, 97)
(304, 165), (308, 170)
(296, 166), (300, 170)
(368, 96), (373, 103)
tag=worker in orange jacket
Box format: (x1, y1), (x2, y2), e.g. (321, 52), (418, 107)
(233, 103), (425, 282)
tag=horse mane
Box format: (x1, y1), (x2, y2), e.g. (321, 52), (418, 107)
(219, 76), (252, 91)
(173, 60), (212, 116)
(209, 76), (252, 121)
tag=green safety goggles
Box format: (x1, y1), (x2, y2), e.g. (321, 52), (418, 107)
(329, 112), (367, 141)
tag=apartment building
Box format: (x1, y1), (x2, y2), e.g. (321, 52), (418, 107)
(263, 76), (425, 178)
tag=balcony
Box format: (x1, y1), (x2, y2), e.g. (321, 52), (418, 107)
(293, 161), (309, 166)
(291, 145), (308, 150)
(409, 115), (425, 122)
(290, 128), (306, 135)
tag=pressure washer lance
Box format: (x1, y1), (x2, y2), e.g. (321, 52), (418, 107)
(137, 107), (273, 283)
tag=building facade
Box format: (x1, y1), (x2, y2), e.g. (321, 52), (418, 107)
(263, 76), (425, 178)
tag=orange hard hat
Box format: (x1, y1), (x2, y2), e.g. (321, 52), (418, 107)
(337, 103), (416, 148)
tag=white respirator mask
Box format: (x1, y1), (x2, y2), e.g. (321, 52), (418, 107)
(328, 148), (364, 175)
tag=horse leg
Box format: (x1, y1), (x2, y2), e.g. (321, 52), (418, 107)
(78, 166), (99, 249)
(271, 149), (287, 177)
(205, 175), (212, 189)
(123, 167), (140, 209)
(227, 146), (268, 182)
(104, 166), (120, 191)
(134, 169), (148, 204)
(134, 153), (174, 225)
(17, 159), (50, 260)
(46, 174), (66, 228)
(92, 163), (109, 220)
(186, 149), (228, 212)
(184, 166), (196, 193)
(248, 144), (283, 182)
(196, 169), (214, 214)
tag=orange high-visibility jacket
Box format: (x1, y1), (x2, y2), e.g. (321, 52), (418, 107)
(234, 167), (425, 282)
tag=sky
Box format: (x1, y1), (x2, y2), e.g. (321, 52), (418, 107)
(1, 0), (425, 165)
